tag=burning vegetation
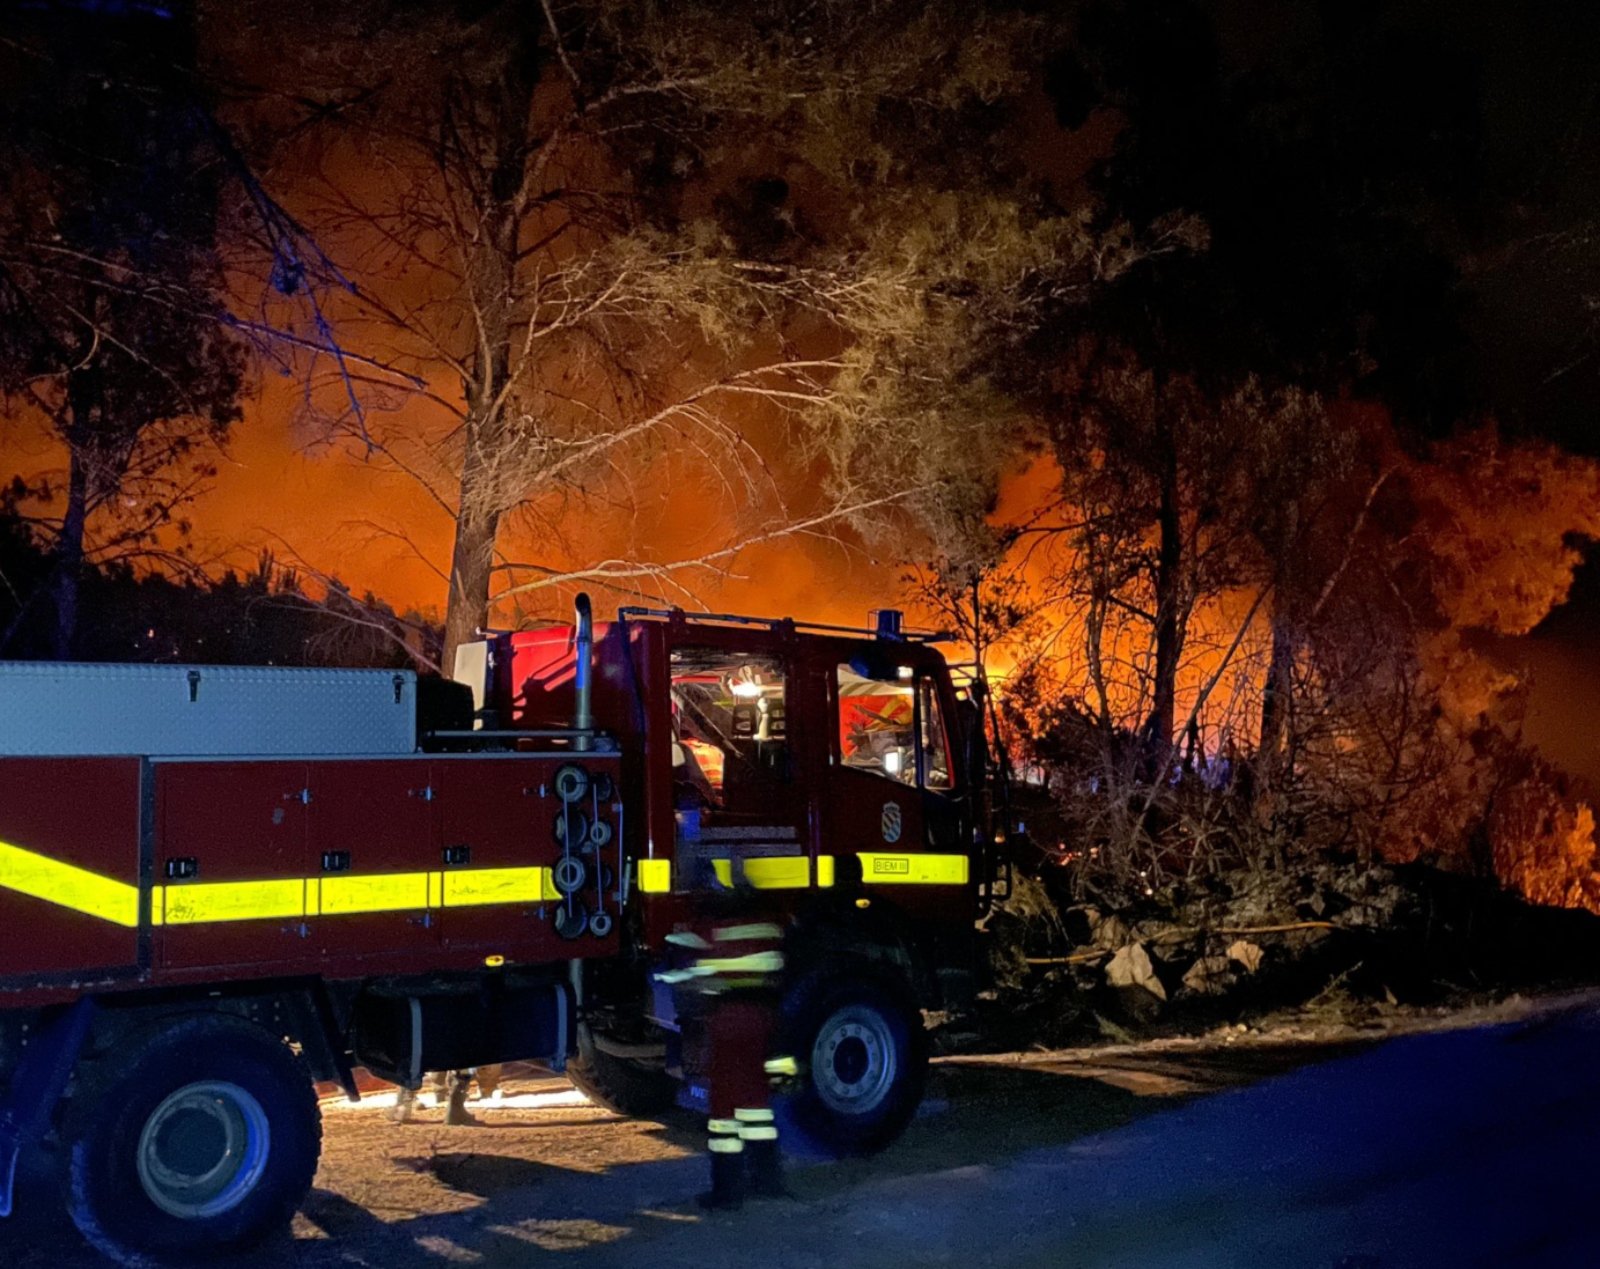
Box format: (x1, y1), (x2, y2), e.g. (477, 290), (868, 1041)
(960, 419), (1600, 918)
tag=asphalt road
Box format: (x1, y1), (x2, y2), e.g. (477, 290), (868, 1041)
(5, 1004), (1598, 1267)
(554, 1005), (1600, 1269)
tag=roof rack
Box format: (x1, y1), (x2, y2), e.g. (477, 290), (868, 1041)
(616, 606), (953, 644)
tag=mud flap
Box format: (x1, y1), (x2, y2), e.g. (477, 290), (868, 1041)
(0, 998), (95, 1218)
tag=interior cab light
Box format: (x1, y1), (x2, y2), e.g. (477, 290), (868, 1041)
(896, 665), (914, 681)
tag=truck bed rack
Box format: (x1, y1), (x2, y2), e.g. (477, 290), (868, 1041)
(616, 606), (952, 644)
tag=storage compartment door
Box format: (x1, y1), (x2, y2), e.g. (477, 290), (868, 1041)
(0, 757), (143, 982)
(309, 759), (439, 964)
(432, 759), (558, 958)
(156, 762), (312, 972)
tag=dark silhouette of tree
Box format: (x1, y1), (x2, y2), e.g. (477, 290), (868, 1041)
(0, 1), (247, 657)
(0, 512), (433, 668)
(1006, 0), (1486, 766)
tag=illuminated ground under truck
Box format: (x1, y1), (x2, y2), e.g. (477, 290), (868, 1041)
(0, 599), (1008, 1263)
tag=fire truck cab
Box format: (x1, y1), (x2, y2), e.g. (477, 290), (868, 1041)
(468, 605), (1000, 1154)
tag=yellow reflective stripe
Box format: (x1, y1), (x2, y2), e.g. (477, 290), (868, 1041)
(691, 852), (972, 892)
(0, 837), (141, 929)
(733, 1107), (774, 1123)
(707, 1136), (744, 1154)
(698, 951), (784, 975)
(739, 1125), (779, 1141)
(714, 923), (782, 942)
(166, 866), (556, 925)
(160, 878), (306, 926)
(708, 1118), (741, 1135)
(441, 866), (558, 907)
(856, 852), (969, 885)
(665, 930), (713, 950)
(316, 871), (430, 915)
(1, 836), (586, 929)
(744, 858), (810, 889)
(764, 1056), (799, 1077)
(710, 857), (811, 890)
(638, 858), (672, 894)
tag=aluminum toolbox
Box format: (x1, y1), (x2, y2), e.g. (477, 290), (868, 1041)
(0, 661), (417, 757)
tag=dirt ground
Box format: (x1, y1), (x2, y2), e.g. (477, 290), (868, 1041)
(2, 991), (1583, 1268)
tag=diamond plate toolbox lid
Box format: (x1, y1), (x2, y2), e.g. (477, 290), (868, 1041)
(0, 661), (418, 757)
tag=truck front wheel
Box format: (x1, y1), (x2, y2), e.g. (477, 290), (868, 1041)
(780, 965), (927, 1157)
(65, 1014), (321, 1265)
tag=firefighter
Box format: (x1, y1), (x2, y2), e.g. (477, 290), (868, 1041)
(657, 861), (795, 1210)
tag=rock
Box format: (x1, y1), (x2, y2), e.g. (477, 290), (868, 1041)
(1228, 939), (1264, 974)
(1181, 955), (1235, 995)
(1106, 941), (1167, 1001)
(1115, 983), (1166, 1023)
(1092, 912), (1132, 950)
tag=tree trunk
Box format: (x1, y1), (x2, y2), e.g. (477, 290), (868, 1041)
(1257, 621), (1295, 761)
(1145, 418), (1183, 762)
(50, 397), (94, 660)
(435, 32), (542, 672)
(442, 451), (503, 672)
(1253, 616), (1296, 806)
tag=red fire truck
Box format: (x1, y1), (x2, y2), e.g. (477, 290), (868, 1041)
(0, 599), (1010, 1263)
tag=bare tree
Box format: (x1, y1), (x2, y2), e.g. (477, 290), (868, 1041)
(209, 0), (1133, 664)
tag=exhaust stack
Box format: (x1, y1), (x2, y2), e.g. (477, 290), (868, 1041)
(573, 592), (593, 752)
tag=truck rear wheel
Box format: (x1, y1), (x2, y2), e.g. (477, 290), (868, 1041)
(565, 1027), (675, 1117)
(65, 1014), (321, 1266)
(780, 965), (927, 1157)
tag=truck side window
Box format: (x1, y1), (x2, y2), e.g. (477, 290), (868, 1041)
(836, 663), (954, 791)
(669, 648), (789, 811)
(837, 663), (915, 785)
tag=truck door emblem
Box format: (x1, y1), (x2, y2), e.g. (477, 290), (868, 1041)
(881, 802), (903, 844)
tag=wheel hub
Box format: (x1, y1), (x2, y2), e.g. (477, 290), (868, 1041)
(811, 1004), (898, 1115)
(136, 1081), (272, 1220)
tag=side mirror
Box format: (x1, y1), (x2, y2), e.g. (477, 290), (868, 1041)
(955, 697), (988, 786)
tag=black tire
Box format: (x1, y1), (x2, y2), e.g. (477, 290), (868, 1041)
(65, 1013), (321, 1267)
(779, 963), (927, 1157)
(565, 1026), (676, 1117)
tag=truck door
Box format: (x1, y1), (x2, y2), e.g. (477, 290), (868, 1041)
(667, 642), (810, 891)
(825, 655), (971, 914)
